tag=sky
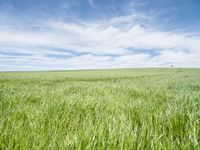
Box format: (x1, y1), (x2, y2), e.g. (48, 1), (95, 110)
(0, 0), (200, 71)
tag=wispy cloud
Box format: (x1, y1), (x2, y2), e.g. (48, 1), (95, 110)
(88, 0), (95, 8)
(0, 11), (200, 71)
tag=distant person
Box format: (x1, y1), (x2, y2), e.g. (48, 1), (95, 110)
(171, 64), (173, 68)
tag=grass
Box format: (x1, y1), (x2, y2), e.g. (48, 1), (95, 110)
(0, 68), (200, 149)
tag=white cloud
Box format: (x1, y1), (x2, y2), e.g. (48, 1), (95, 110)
(0, 13), (200, 71)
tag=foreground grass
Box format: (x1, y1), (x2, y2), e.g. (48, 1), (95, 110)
(0, 68), (200, 149)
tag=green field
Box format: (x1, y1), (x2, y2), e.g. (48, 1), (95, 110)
(0, 68), (200, 149)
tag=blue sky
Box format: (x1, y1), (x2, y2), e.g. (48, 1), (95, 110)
(0, 0), (200, 71)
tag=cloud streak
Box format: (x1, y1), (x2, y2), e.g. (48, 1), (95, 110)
(88, 0), (95, 8)
(0, 13), (200, 71)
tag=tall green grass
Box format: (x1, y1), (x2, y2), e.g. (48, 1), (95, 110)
(0, 68), (200, 149)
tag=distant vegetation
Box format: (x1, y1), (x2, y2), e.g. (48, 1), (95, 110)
(0, 68), (199, 149)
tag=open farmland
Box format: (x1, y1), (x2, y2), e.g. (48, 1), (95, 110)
(0, 68), (200, 149)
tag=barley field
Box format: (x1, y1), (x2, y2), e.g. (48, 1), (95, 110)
(0, 68), (200, 149)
